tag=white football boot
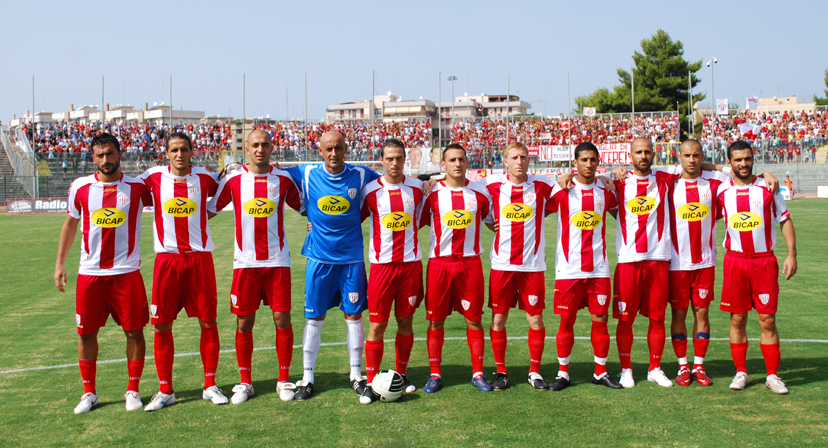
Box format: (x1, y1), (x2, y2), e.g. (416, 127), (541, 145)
(730, 372), (748, 390)
(144, 392), (176, 411)
(202, 385), (229, 405)
(618, 368), (636, 388)
(766, 374), (789, 395)
(277, 381), (297, 402)
(230, 383), (254, 404)
(647, 368), (674, 387)
(124, 391), (143, 411)
(73, 392), (99, 414)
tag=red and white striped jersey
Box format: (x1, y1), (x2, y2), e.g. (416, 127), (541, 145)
(139, 166), (219, 254)
(207, 165), (303, 268)
(361, 176), (425, 264)
(614, 166), (681, 263)
(667, 170), (732, 271)
(67, 173), (152, 276)
(420, 180), (492, 258)
(483, 174), (555, 272)
(716, 177), (790, 253)
(546, 179), (618, 279)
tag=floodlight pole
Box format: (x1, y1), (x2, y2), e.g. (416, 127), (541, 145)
(32, 76), (37, 198)
(448, 76), (457, 136)
(243, 73), (246, 165)
(304, 72), (308, 153)
(506, 73), (510, 144)
(567, 72), (572, 170)
(438, 72), (442, 147)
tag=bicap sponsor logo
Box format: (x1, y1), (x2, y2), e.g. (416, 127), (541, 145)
(244, 198), (276, 217)
(163, 197), (197, 217)
(381, 212), (412, 231)
(317, 195), (349, 214)
(502, 203), (533, 222)
(627, 196), (656, 215)
(571, 211), (601, 230)
(442, 209), (474, 229)
(91, 208), (126, 228)
(728, 211), (762, 231)
(678, 202), (709, 222)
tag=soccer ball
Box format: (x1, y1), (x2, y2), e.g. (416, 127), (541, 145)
(371, 369), (405, 402)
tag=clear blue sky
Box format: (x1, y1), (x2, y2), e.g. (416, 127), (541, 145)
(2, 0), (826, 123)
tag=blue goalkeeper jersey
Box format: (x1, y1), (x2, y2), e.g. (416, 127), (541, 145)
(285, 163), (379, 264)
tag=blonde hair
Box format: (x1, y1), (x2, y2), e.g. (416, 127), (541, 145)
(502, 142), (529, 157)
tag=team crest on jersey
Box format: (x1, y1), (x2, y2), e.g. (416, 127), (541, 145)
(461, 300), (471, 310)
(571, 211), (602, 230)
(465, 198), (477, 210)
(408, 296), (417, 306)
(403, 196), (415, 207)
(348, 188), (357, 199)
(618, 301), (627, 312)
(317, 195), (350, 214)
(442, 209), (474, 229)
(76, 314), (81, 326)
(188, 186), (200, 197)
(244, 198), (276, 217)
(163, 197), (198, 217)
(117, 192), (130, 207)
(381, 212), (412, 231)
(626, 196), (656, 215)
(502, 203), (534, 222)
(699, 289), (708, 299)
(759, 294), (770, 305)
(150, 305), (157, 316)
(528, 295), (539, 306)
(349, 292), (359, 303)
(91, 208), (126, 228)
(678, 202), (709, 222)
(728, 211), (761, 231)
(597, 295), (607, 306)
(524, 192), (536, 203)
(268, 183), (279, 195)
(231, 294), (238, 306)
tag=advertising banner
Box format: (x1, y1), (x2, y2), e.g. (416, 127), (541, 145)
(5, 197), (69, 214)
(596, 143), (631, 165)
(532, 145), (572, 162)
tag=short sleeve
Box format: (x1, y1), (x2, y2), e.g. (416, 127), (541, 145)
(207, 175), (232, 214)
(772, 191), (790, 223)
(545, 185), (563, 215)
(67, 182), (81, 219)
(284, 166), (305, 193)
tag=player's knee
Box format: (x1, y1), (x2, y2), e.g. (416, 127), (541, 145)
(526, 313), (544, 329)
(343, 313), (362, 321)
(730, 313), (748, 328)
(124, 329), (144, 341)
(237, 315), (256, 333)
(79, 331), (98, 342)
(758, 313), (777, 329)
(429, 320), (445, 331)
(154, 323), (173, 333)
(273, 311), (291, 329)
(199, 320), (217, 328)
(491, 313), (508, 331)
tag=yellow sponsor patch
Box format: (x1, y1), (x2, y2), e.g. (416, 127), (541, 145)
(381, 212), (412, 231)
(502, 202), (533, 222)
(677, 202), (709, 222)
(317, 195), (350, 215)
(728, 211), (762, 231)
(571, 210), (601, 230)
(91, 207), (126, 228)
(163, 197), (197, 217)
(626, 196), (656, 215)
(442, 209), (474, 229)
(244, 198), (276, 217)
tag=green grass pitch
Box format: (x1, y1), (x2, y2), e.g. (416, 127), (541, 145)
(0, 199), (826, 447)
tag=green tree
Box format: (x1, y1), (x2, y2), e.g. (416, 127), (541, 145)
(814, 68), (828, 106)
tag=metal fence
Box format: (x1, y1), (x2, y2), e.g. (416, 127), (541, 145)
(0, 128), (37, 196)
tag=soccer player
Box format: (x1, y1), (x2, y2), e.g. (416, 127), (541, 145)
(140, 132), (226, 411)
(283, 131), (380, 401)
(358, 138), (424, 404)
(545, 142), (623, 391)
(419, 143), (493, 393)
(481, 142), (555, 391)
(207, 130), (303, 404)
(718, 141), (796, 394)
(55, 133), (152, 413)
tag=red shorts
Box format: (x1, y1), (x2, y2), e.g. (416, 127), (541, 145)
(554, 277), (611, 316)
(367, 261), (423, 323)
(720, 251), (779, 314)
(230, 267), (291, 316)
(612, 260), (669, 321)
(426, 256), (485, 322)
(669, 266), (716, 310)
(151, 252), (217, 325)
(488, 270), (546, 315)
(76, 270), (149, 335)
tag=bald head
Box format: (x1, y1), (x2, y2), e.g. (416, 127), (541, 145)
(248, 129), (271, 142)
(318, 131), (347, 174)
(629, 137), (654, 174)
(679, 139), (702, 155)
(246, 128), (273, 170)
(678, 139), (703, 178)
(631, 137), (652, 152)
(320, 131), (346, 147)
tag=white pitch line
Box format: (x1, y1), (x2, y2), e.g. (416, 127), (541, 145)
(2, 336), (826, 375)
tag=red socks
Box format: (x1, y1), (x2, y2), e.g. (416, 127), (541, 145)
(672, 337), (688, 367)
(427, 328), (444, 376)
(616, 320), (634, 370)
(731, 342), (749, 374)
(79, 359), (96, 394)
(467, 328), (485, 375)
(276, 327), (294, 383)
(647, 319), (666, 371)
(556, 315), (577, 373)
(591, 321), (610, 377)
(200, 325), (220, 389)
(490, 328), (508, 374)
(527, 327), (545, 374)
(365, 340), (384, 384)
(760, 343), (781, 376)
(154, 329), (175, 394)
(127, 360), (144, 392)
(395, 332), (414, 375)
(693, 338), (710, 370)
(236, 330), (253, 385)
